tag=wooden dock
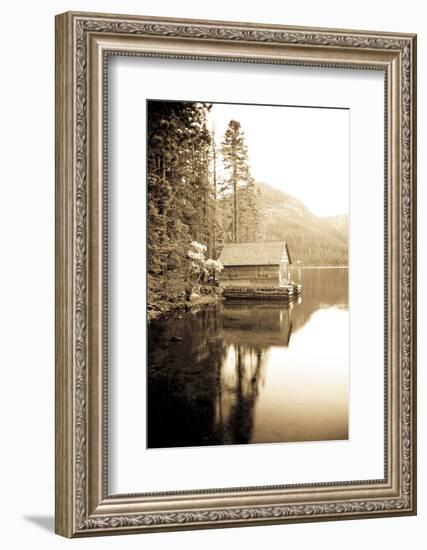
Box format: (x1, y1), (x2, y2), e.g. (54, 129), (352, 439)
(222, 283), (302, 301)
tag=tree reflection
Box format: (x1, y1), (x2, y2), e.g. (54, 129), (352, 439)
(215, 345), (266, 444)
(147, 303), (291, 447)
(147, 268), (348, 448)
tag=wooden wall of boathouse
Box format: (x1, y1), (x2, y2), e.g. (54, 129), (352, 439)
(219, 264), (285, 288)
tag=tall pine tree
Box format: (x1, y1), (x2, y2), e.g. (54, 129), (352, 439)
(220, 120), (261, 243)
(220, 120), (250, 243)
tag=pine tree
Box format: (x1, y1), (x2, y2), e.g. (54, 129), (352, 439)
(220, 120), (250, 243)
(238, 177), (263, 242)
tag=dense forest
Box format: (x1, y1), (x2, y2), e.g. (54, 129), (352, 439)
(147, 100), (348, 316)
(147, 101), (259, 315)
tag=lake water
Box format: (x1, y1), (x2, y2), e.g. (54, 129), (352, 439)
(147, 268), (349, 448)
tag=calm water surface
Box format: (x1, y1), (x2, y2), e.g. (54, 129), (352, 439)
(147, 268), (348, 448)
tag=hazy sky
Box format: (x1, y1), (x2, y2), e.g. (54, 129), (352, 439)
(207, 103), (349, 217)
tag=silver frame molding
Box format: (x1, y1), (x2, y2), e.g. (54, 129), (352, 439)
(55, 11), (417, 538)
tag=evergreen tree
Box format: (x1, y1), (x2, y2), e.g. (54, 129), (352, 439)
(219, 120), (261, 243)
(238, 177), (263, 242)
(220, 120), (250, 243)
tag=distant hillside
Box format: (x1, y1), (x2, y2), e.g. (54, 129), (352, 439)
(256, 182), (348, 266)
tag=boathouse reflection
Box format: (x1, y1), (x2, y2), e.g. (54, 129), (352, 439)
(147, 302), (294, 448)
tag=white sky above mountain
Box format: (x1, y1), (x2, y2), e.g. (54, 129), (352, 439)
(207, 102), (349, 218)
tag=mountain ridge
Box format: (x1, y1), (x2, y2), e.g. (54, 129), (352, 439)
(255, 181), (348, 266)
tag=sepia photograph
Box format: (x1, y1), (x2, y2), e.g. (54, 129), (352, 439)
(146, 99), (349, 449)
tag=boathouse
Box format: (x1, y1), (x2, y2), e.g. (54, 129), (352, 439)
(218, 241), (292, 289)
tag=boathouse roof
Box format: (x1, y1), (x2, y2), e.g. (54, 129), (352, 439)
(218, 241), (291, 266)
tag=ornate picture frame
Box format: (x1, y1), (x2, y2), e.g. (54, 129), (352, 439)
(55, 11), (417, 537)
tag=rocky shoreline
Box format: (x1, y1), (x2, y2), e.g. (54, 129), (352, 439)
(148, 291), (223, 323)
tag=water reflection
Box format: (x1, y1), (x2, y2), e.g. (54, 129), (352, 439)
(147, 268), (348, 448)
